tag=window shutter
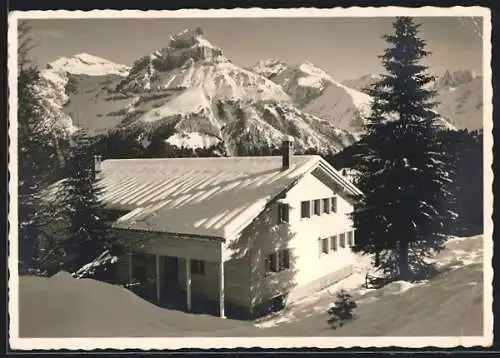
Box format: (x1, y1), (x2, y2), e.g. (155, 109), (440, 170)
(301, 201), (311, 218)
(281, 249), (290, 269)
(340, 233), (346, 248)
(322, 238), (329, 253)
(331, 197), (338, 213)
(323, 198), (330, 213)
(270, 253), (278, 272)
(330, 235), (338, 251)
(279, 204), (289, 223)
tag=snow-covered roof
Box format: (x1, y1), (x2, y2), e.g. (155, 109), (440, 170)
(95, 155), (361, 241)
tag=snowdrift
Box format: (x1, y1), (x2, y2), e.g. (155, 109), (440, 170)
(19, 272), (266, 337)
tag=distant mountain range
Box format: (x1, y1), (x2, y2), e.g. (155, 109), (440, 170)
(32, 27), (483, 157)
(342, 69), (483, 131)
(249, 59), (371, 134)
(36, 28), (357, 155)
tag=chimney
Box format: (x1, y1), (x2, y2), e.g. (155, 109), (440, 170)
(281, 136), (294, 170)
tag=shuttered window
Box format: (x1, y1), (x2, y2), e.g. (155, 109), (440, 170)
(330, 235), (338, 251)
(301, 201), (311, 218)
(313, 200), (321, 216)
(280, 249), (290, 270)
(266, 249), (291, 273)
(321, 238), (329, 254)
(339, 233), (346, 248)
(278, 203), (289, 223)
(322, 198), (330, 213)
(331, 197), (338, 213)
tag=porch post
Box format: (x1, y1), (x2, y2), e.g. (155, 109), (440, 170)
(156, 254), (161, 304)
(128, 252), (133, 284)
(219, 243), (226, 318)
(185, 258), (192, 311)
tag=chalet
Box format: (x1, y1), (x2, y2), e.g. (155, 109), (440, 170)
(93, 138), (363, 318)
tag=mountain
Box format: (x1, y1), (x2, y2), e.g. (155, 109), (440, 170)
(37, 28), (357, 155)
(249, 60), (372, 134)
(432, 70), (483, 130)
(342, 69), (483, 130)
(37, 54), (131, 135)
(46, 53), (130, 77)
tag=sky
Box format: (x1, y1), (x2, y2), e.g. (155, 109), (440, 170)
(26, 17), (483, 82)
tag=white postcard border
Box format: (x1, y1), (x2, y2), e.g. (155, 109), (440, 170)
(7, 6), (494, 350)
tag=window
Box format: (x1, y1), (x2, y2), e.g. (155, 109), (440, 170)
(279, 249), (290, 270)
(331, 197), (338, 213)
(348, 231), (355, 247)
(322, 198), (330, 214)
(278, 203), (289, 223)
(339, 233), (346, 248)
(320, 238), (329, 254)
(313, 200), (321, 216)
(266, 249), (291, 273)
(191, 259), (205, 275)
(330, 235), (338, 251)
(301, 201), (311, 218)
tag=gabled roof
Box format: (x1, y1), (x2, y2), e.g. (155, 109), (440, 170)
(95, 155), (362, 241)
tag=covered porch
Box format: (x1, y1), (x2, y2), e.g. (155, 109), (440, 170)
(116, 229), (227, 318)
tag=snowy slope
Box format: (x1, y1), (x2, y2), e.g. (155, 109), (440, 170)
(254, 234), (484, 337)
(249, 60), (372, 133)
(19, 272), (268, 337)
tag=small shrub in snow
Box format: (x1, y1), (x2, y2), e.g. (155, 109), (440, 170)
(327, 289), (357, 329)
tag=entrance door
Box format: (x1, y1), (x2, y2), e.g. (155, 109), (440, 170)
(164, 256), (179, 292)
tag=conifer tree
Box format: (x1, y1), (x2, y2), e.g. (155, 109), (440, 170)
(17, 21), (59, 271)
(350, 17), (455, 280)
(327, 289), (357, 329)
(54, 129), (117, 276)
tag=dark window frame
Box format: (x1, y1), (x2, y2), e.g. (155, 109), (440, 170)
(321, 238), (329, 254)
(339, 233), (346, 248)
(301, 201), (311, 219)
(313, 199), (321, 216)
(330, 235), (338, 251)
(278, 203), (290, 223)
(322, 198), (330, 214)
(331, 196), (338, 213)
(265, 249), (291, 273)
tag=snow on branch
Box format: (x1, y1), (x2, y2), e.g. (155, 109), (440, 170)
(72, 250), (118, 279)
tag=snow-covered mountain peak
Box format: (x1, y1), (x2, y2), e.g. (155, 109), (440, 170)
(46, 53), (130, 77)
(249, 59), (288, 79)
(296, 61), (335, 89)
(117, 29), (290, 102)
(299, 61), (331, 79)
(168, 27), (215, 50)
